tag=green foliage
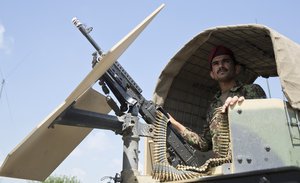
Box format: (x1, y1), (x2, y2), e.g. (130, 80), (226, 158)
(28, 175), (81, 183)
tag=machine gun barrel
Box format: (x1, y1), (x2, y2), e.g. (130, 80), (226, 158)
(72, 17), (143, 110)
(72, 17), (103, 55)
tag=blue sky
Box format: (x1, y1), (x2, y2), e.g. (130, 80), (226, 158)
(0, 1), (299, 182)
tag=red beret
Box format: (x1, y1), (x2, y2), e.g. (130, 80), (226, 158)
(208, 45), (234, 62)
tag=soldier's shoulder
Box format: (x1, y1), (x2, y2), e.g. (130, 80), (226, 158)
(243, 83), (263, 90)
(243, 83), (266, 98)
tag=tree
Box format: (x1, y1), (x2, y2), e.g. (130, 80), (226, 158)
(28, 175), (81, 183)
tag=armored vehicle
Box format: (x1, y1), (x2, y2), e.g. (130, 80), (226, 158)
(146, 23), (300, 182)
(0, 5), (299, 183)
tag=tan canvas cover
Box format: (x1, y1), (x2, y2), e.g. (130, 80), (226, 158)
(153, 24), (300, 133)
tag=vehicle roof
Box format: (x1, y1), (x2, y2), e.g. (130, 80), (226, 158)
(153, 24), (300, 132)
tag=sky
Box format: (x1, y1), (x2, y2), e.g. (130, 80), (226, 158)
(0, 1), (299, 182)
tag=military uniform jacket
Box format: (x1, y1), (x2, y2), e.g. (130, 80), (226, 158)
(181, 82), (266, 156)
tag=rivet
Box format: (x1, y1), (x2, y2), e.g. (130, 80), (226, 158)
(264, 157), (268, 162)
(237, 158), (243, 164)
(237, 109), (242, 114)
(246, 158), (252, 164)
(265, 146), (271, 152)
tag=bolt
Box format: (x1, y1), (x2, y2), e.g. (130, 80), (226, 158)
(237, 158), (243, 164)
(264, 157), (268, 162)
(265, 146), (271, 152)
(237, 109), (242, 114)
(149, 128), (153, 133)
(246, 158), (252, 164)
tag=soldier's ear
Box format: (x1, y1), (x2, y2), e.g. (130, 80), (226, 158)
(210, 71), (216, 80)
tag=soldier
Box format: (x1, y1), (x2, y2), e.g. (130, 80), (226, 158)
(169, 45), (266, 155)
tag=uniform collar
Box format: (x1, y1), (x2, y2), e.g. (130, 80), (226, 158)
(214, 81), (243, 99)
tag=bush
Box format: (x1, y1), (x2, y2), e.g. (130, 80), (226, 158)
(28, 175), (81, 183)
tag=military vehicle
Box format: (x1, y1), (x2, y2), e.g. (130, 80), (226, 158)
(147, 22), (300, 182)
(0, 4), (300, 183)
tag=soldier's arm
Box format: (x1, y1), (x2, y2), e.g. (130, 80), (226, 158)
(221, 96), (245, 113)
(221, 84), (266, 113)
(169, 114), (212, 151)
(168, 114), (186, 134)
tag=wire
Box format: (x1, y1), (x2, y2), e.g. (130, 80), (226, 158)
(0, 67), (5, 100)
(0, 66), (5, 81)
(0, 66), (13, 123)
(3, 85), (14, 123)
(6, 52), (31, 79)
(265, 78), (272, 98)
(0, 79), (5, 100)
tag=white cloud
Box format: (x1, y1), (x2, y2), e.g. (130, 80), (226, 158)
(0, 24), (6, 49)
(85, 131), (114, 152)
(70, 167), (87, 178)
(109, 158), (122, 169)
(70, 131), (115, 158)
(0, 23), (13, 54)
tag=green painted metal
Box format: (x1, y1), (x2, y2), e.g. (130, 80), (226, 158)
(229, 99), (300, 173)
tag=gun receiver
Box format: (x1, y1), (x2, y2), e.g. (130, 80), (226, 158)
(72, 18), (202, 167)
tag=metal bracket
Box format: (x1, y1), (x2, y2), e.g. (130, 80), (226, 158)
(120, 113), (154, 138)
(53, 107), (123, 135)
(53, 105), (154, 138)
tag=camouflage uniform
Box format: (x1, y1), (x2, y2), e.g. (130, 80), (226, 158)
(181, 81), (266, 156)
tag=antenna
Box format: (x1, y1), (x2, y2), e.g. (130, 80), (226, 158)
(0, 67), (5, 100)
(254, 19), (273, 99)
(266, 78), (272, 98)
(0, 67), (13, 123)
(0, 79), (5, 100)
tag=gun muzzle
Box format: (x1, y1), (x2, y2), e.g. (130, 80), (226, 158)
(71, 17), (82, 27)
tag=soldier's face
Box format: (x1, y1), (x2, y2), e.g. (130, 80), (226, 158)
(210, 55), (237, 82)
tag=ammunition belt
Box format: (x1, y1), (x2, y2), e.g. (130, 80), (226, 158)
(152, 107), (231, 182)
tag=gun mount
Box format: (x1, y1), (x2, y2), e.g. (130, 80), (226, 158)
(53, 15), (205, 182)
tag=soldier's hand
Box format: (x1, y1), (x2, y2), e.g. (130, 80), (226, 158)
(221, 96), (245, 113)
(168, 113), (176, 124)
(168, 113), (186, 134)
